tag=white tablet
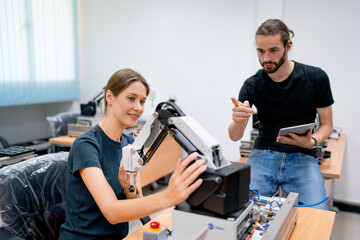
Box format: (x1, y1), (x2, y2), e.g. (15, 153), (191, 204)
(278, 123), (315, 136)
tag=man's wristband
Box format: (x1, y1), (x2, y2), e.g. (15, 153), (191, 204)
(311, 137), (318, 148)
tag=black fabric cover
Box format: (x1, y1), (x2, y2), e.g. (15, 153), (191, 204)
(0, 152), (68, 240)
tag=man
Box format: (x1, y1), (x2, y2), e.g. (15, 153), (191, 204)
(229, 19), (334, 210)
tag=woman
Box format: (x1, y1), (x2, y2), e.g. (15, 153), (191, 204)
(59, 68), (207, 239)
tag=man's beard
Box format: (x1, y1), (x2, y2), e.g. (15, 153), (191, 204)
(260, 51), (286, 74)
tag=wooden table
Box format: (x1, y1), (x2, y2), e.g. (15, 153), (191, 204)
(49, 135), (181, 187)
(49, 135), (76, 146)
(237, 134), (346, 179)
(318, 134), (346, 179)
(124, 206), (336, 240)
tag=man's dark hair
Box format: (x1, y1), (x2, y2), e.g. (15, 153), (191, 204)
(256, 19), (294, 46)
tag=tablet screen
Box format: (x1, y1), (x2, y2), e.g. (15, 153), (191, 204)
(278, 123), (315, 136)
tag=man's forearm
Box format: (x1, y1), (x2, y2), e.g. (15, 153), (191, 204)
(312, 123), (333, 144)
(228, 120), (248, 141)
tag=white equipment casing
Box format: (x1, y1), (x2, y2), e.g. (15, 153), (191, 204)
(172, 201), (253, 240)
(168, 116), (230, 169)
(172, 193), (298, 240)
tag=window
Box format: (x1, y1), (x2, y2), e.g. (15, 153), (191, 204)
(0, 0), (79, 107)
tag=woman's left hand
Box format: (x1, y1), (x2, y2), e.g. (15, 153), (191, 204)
(119, 160), (142, 199)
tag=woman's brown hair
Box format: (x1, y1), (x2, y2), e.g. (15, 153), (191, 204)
(104, 68), (150, 113)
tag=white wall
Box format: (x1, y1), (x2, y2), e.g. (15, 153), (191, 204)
(77, 0), (258, 162)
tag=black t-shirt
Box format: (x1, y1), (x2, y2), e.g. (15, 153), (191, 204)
(238, 61), (334, 156)
(59, 125), (134, 240)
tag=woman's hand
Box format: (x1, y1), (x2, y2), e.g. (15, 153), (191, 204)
(118, 161), (143, 199)
(162, 153), (207, 207)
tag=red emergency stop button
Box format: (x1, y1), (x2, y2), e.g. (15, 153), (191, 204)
(144, 221), (167, 239)
(148, 221), (162, 232)
(150, 221), (160, 229)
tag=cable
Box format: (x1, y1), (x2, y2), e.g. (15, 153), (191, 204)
(249, 198), (268, 204)
(0, 136), (10, 148)
(249, 188), (260, 201)
(256, 224), (270, 230)
(255, 221), (265, 231)
(270, 200), (281, 209)
(293, 196), (330, 207)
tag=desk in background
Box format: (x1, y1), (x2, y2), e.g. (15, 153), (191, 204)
(49, 135), (76, 146)
(237, 134), (346, 179)
(124, 206), (336, 240)
(318, 134), (346, 179)
(49, 135), (181, 187)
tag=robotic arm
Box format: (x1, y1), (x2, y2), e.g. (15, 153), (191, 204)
(123, 101), (229, 189)
(122, 101), (250, 215)
(80, 87), (105, 116)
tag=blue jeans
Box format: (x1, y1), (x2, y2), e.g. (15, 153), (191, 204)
(247, 149), (328, 210)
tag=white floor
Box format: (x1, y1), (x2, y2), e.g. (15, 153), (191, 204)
(332, 210), (360, 240)
(129, 184), (360, 239)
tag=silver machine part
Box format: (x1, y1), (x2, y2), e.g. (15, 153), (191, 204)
(261, 192), (298, 240)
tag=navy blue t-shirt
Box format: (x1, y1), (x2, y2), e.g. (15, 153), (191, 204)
(239, 61), (334, 156)
(59, 125), (134, 240)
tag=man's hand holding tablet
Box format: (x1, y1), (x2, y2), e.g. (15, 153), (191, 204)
(278, 123), (315, 136)
(276, 123), (316, 149)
